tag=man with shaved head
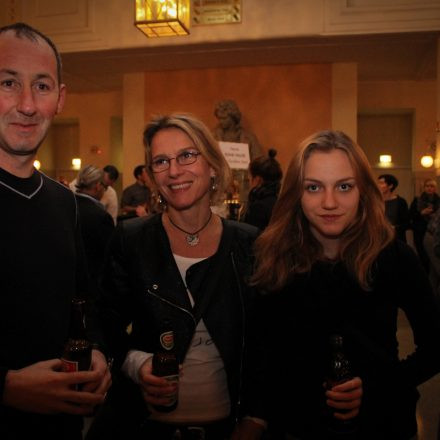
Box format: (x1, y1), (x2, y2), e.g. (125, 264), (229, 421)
(0, 23), (110, 439)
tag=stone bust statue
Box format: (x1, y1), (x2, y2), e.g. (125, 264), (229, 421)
(213, 99), (263, 161)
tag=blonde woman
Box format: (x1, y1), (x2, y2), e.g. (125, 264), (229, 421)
(89, 114), (264, 440)
(253, 130), (440, 439)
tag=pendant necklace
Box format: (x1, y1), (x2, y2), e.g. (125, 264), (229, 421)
(168, 211), (213, 246)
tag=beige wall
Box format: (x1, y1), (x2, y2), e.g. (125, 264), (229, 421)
(359, 80), (437, 172)
(143, 63), (333, 171)
(9, 0), (440, 53)
(58, 91), (122, 169)
(122, 73), (145, 188)
(332, 63), (357, 140)
(43, 68), (437, 199)
(359, 113), (414, 203)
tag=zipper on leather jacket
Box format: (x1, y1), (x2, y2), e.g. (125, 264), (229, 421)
(147, 286), (197, 327)
(230, 251), (246, 424)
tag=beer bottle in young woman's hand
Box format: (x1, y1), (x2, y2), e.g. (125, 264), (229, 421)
(325, 334), (357, 436)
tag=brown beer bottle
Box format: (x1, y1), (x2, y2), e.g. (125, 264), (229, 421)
(152, 324), (179, 412)
(325, 334), (357, 436)
(61, 298), (92, 373)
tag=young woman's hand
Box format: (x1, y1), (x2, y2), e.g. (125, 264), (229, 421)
(325, 376), (363, 420)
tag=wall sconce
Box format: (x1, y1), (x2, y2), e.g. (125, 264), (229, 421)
(420, 139), (436, 169)
(421, 155), (434, 168)
(135, 0), (190, 37)
(33, 160), (41, 170)
(72, 158), (81, 170)
(379, 155), (392, 167)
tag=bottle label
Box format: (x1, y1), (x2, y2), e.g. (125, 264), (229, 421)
(61, 359), (79, 372)
(162, 374), (179, 406)
(160, 331), (174, 351)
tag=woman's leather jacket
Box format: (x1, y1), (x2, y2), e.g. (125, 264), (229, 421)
(96, 213), (263, 428)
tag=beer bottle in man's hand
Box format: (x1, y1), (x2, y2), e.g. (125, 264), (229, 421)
(152, 323), (179, 412)
(61, 298), (92, 373)
(325, 334), (357, 436)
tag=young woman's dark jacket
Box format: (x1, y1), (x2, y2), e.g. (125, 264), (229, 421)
(89, 213), (263, 438)
(259, 240), (440, 439)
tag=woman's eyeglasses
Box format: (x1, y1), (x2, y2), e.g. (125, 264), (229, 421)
(150, 150), (201, 173)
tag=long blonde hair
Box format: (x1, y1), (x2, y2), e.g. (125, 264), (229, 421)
(252, 130), (394, 291)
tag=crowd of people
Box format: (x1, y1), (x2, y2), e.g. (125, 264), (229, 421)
(1, 21), (440, 440)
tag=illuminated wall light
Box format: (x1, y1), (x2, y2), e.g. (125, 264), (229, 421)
(421, 155), (434, 168)
(33, 160), (41, 170)
(379, 155), (392, 166)
(72, 158), (82, 170)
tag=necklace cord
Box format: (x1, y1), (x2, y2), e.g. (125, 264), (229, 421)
(168, 211), (213, 236)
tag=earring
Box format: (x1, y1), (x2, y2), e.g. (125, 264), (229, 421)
(211, 176), (217, 192)
(155, 192), (167, 211)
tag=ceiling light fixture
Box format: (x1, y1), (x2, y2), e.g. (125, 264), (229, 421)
(135, 0), (190, 37)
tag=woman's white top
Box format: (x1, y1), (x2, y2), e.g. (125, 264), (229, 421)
(122, 253), (230, 424)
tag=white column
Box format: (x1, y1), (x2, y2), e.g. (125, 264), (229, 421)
(122, 72), (146, 187)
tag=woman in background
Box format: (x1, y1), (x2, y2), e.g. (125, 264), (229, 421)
(253, 130), (440, 439)
(75, 165), (115, 298)
(377, 173), (409, 242)
(409, 178), (440, 272)
(243, 149), (282, 230)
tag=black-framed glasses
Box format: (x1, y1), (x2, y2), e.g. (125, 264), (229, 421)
(150, 150), (201, 173)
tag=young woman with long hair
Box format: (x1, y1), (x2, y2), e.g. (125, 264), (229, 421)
(253, 130), (440, 439)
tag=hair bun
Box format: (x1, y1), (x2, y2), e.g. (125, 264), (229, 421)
(268, 148), (277, 159)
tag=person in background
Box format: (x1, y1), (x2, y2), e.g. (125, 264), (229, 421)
(0, 22), (110, 439)
(70, 164), (119, 225)
(377, 174), (409, 242)
(252, 130), (440, 439)
(409, 178), (440, 272)
(120, 164), (151, 218)
(101, 164), (119, 225)
(243, 148), (282, 230)
(87, 113), (265, 440)
(423, 207), (440, 300)
(75, 165), (115, 299)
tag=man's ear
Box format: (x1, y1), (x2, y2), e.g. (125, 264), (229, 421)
(56, 84), (67, 115)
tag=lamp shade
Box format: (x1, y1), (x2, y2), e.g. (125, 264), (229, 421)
(135, 0), (190, 37)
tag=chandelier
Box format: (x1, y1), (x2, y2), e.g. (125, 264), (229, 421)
(135, 0), (190, 37)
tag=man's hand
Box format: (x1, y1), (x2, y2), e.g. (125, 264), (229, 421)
(325, 376), (363, 420)
(80, 349), (112, 395)
(3, 358), (107, 415)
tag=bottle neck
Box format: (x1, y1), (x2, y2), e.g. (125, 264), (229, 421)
(68, 299), (88, 339)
